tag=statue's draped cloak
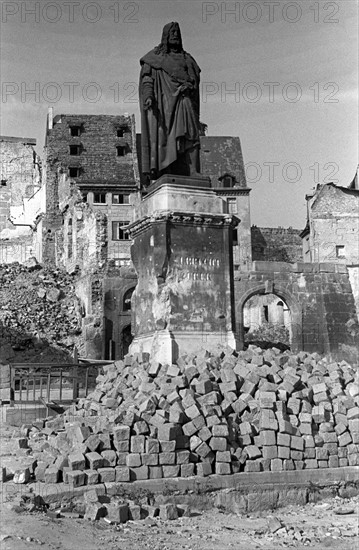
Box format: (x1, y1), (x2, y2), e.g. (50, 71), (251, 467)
(139, 48), (201, 175)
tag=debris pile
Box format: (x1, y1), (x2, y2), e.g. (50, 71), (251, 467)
(18, 346), (359, 485)
(0, 260), (82, 362)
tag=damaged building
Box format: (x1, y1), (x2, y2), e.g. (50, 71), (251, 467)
(0, 136), (43, 263)
(1, 111), (358, 363)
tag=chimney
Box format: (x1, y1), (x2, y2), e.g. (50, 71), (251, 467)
(47, 107), (53, 130)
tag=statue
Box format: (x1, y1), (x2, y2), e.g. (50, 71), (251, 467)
(139, 22), (201, 183)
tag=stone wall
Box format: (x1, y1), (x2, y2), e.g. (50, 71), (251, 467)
(235, 262), (359, 364)
(251, 226), (303, 263)
(0, 136), (42, 264)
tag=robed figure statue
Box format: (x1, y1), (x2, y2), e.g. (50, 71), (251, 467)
(139, 22), (201, 183)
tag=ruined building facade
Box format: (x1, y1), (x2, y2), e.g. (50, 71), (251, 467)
(1, 112), (358, 364)
(0, 136), (43, 263)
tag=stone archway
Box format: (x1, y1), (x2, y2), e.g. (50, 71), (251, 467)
(236, 283), (302, 352)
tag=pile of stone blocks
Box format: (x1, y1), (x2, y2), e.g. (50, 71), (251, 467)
(22, 345), (358, 486)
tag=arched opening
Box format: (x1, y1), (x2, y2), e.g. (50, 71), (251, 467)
(122, 325), (133, 357)
(123, 287), (134, 312)
(239, 287), (301, 352)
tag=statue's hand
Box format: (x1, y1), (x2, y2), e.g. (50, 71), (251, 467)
(144, 98), (153, 110)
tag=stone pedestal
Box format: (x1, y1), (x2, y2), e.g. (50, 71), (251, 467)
(128, 175), (239, 364)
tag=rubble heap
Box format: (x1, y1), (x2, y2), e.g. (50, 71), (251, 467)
(24, 346), (359, 486)
(0, 260), (82, 362)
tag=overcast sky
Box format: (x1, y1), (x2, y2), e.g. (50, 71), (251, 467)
(1, 0), (358, 228)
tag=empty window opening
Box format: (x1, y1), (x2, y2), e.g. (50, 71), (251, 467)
(68, 167), (80, 177)
(123, 288), (134, 311)
(117, 127), (128, 137)
(67, 218), (73, 259)
(69, 144), (81, 155)
(336, 245), (345, 258)
(112, 220), (130, 240)
(93, 193), (106, 204)
(70, 126), (81, 137)
(116, 145), (126, 157)
(1, 179), (7, 186)
(112, 193), (130, 205)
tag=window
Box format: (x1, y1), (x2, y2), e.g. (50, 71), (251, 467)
(123, 288), (134, 311)
(116, 145), (126, 157)
(93, 193), (106, 204)
(70, 126), (81, 137)
(67, 219), (73, 259)
(117, 127), (128, 137)
(227, 198), (237, 214)
(336, 245), (345, 258)
(112, 220), (130, 240)
(223, 175), (234, 187)
(69, 167), (80, 177)
(112, 193), (130, 205)
(69, 144), (81, 155)
(1, 179), (7, 186)
(82, 193), (88, 203)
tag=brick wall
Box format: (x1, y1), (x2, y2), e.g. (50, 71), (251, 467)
(43, 114), (139, 262)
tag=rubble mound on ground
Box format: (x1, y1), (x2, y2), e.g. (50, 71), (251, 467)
(24, 345), (359, 486)
(0, 261), (82, 362)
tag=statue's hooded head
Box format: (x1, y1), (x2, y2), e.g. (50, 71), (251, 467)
(155, 22), (183, 54)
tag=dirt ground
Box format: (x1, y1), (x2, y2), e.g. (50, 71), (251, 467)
(1, 417), (358, 550)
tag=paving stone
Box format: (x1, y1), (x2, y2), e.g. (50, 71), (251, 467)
(85, 452), (103, 470)
(215, 462), (231, 475)
(159, 504), (178, 520)
(67, 470), (86, 487)
(130, 466), (149, 480)
(68, 452), (86, 471)
(106, 502), (129, 523)
(162, 465), (180, 478)
(84, 502), (106, 521)
(98, 467), (115, 483)
(84, 469), (99, 484)
(149, 466), (163, 479)
(181, 463), (195, 477)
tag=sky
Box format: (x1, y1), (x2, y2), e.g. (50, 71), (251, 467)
(0, 0), (358, 228)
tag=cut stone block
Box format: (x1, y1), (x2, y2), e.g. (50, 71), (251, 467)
(130, 466), (149, 480)
(68, 453), (86, 471)
(159, 504), (178, 520)
(181, 463), (195, 477)
(98, 468), (115, 483)
(215, 462), (231, 475)
(67, 470), (86, 487)
(162, 465), (180, 478)
(85, 452), (103, 470)
(209, 437), (227, 452)
(84, 502), (106, 521)
(85, 470), (99, 485)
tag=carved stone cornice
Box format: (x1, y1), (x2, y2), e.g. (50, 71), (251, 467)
(127, 210), (240, 238)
